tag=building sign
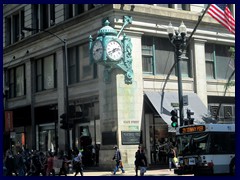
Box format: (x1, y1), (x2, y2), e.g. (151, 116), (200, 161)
(102, 131), (117, 145)
(179, 125), (205, 134)
(121, 131), (141, 145)
(5, 111), (13, 132)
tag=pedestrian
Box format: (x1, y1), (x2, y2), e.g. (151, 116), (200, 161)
(134, 146), (141, 176)
(73, 150), (83, 176)
(46, 152), (55, 176)
(4, 150), (18, 176)
(139, 147), (147, 176)
(15, 149), (25, 176)
(95, 144), (100, 166)
(30, 150), (41, 176)
(39, 151), (47, 176)
(59, 153), (70, 176)
(112, 145), (125, 175)
(167, 146), (176, 171)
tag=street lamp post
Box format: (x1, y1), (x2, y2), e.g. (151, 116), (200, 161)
(167, 22), (187, 126)
(23, 27), (70, 151)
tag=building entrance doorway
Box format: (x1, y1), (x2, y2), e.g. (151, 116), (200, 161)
(149, 116), (168, 165)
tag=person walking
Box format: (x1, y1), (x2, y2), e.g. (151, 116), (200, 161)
(112, 146), (125, 175)
(73, 150), (83, 176)
(30, 150), (41, 176)
(4, 150), (18, 176)
(167, 145), (176, 171)
(46, 152), (55, 176)
(139, 147), (147, 176)
(59, 154), (70, 176)
(15, 149), (25, 176)
(134, 146), (141, 176)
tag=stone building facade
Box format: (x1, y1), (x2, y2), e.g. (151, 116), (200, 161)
(3, 4), (235, 168)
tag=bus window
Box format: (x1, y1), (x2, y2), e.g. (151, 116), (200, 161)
(210, 132), (235, 154)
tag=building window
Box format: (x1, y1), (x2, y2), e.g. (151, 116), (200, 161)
(155, 4), (172, 8)
(50, 4), (55, 26)
(65, 4), (74, 19)
(205, 43), (215, 79)
(75, 4), (85, 15)
(36, 55), (56, 92)
(205, 43), (235, 80)
(68, 47), (78, 84)
(32, 4), (55, 33)
(142, 36), (154, 74)
(176, 4), (190, 11)
(152, 4), (190, 10)
(79, 44), (94, 81)
(7, 65), (25, 98)
(142, 36), (190, 77)
(154, 37), (176, 75)
(5, 9), (24, 46)
(88, 4), (95, 10)
(68, 43), (96, 84)
(65, 4), (97, 19)
(209, 104), (235, 123)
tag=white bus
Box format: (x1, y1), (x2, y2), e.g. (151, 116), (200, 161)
(174, 124), (235, 176)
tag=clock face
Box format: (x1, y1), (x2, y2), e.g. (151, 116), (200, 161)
(92, 40), (103, 61)
(106, 40), (123, 61)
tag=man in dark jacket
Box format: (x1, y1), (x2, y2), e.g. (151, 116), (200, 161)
(134, 146), (141, 176)
(139, 147), (147, 176)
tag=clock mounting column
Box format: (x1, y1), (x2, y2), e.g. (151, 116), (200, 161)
(89, 16), (143, 169)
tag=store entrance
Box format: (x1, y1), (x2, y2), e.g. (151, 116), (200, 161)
(149, 116), (168, 165)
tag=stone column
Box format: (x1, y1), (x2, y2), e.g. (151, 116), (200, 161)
(193, 39), (208, 106)
(56, 48), (66, 151)
(98, 34), (143, 169)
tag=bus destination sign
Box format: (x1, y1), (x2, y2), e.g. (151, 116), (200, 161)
(179, 125), (205, 134)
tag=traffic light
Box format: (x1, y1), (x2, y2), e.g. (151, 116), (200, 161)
(60, 113), (68, 130)
(187, 109), (194, 124)
(170, 109), (178, 128)
(68, 120), (74, 129)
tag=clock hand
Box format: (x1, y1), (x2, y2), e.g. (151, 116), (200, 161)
(96, 48), (102, 52)
(111, 48), (120, 54)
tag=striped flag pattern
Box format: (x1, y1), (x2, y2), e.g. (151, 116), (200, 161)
(207, 4), (235, 34)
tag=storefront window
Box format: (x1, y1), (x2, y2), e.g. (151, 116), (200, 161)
(39, 125), (55, 153)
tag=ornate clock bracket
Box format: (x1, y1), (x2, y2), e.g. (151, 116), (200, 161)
(116, 34), (133, 84)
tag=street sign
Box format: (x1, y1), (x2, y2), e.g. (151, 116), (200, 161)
(171, 103), (179, 107)
(183, 95), (188, 106)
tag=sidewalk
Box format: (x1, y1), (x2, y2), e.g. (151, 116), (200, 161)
(67, 167), (181, 176)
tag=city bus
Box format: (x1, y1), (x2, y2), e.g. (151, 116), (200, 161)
(174, 124), (235, 176)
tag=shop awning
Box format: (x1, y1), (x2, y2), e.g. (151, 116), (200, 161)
(144, 91), (208, 127)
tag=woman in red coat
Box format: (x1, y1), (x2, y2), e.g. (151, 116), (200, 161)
(46, 152), (55, 176)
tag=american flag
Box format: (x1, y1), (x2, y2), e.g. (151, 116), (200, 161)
(207, 4), (235, 34)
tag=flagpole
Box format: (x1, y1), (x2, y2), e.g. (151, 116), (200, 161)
(160, 4), (210, 113)
(186, 4), (210, 47)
